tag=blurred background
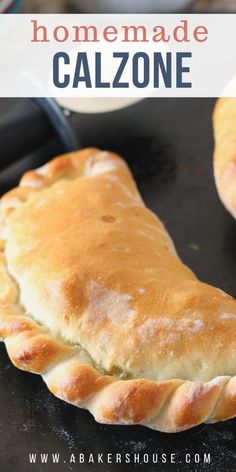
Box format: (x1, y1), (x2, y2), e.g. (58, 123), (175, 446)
(1, 0), (236, 13)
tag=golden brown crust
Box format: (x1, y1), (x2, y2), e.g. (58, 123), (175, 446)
(213, 98), (236, 218)
(1, 147), (236, 433)
(6, 333), (77, 373)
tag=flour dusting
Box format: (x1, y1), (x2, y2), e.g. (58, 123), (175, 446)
(56, 188), (65, 195)
(138, 230), (156, 241)
(90, 159), (118, 176)
(137, 317), (204, 343)
(186, 377), (225, 403)
(220, 313), (236, 320)
(106, 174), (142, 205)
(35, 199), (47, 208)
(84, 281), (137, 327)
(141, 220), (167, 236)
(138, 288), (145, 295)
(154, 317), (204, 333)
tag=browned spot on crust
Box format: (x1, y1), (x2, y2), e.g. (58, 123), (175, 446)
(49, 364), (113, 403)
(46, 156), (73, 179)
(0, 316), (39, 337)
(101, 215), (116, 223)
(171, 382), (221, 429)
(8, 335), (75, 373)
(100, 380), (174, 423)
(213, 378), (236, 421)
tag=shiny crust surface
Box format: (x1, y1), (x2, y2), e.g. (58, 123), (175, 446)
(213, 98), (236, 218)
(1, 147), (236, 432)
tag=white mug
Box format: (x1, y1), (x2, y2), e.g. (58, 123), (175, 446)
(71, 0), (193, 13)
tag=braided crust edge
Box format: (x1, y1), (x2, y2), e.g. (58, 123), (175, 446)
(1, 148), (236, 433)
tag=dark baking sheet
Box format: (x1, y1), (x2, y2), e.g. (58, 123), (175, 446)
(0, 97), (236, 472)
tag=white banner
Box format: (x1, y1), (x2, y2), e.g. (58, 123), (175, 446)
(0, 14), (236, 97)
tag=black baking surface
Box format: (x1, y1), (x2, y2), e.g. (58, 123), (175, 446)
(0, 97), (236, 472)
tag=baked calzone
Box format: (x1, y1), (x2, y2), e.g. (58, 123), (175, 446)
(1, 148), (236, 433)
(213, 98), (236, 218)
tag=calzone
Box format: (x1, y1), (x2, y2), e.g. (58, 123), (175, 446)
(1, 148), (236, 433)
(213, 97), (236, 218)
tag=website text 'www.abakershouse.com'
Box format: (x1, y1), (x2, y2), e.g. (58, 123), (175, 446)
(27, 451), (212, 466)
